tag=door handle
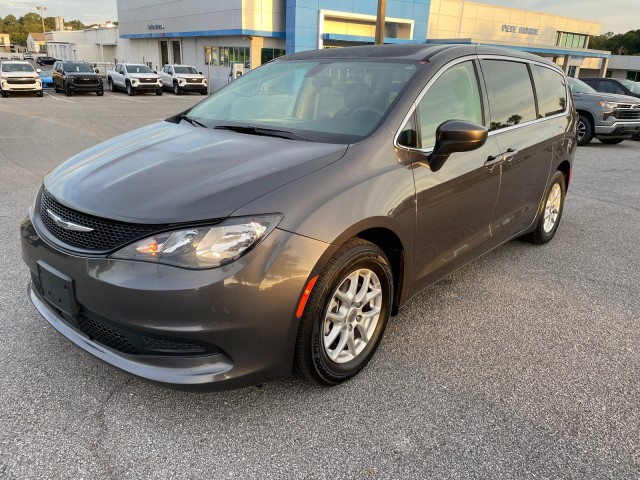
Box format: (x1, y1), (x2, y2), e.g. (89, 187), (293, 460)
(502, 148), (518, 162)
(484, 154), (503, 167)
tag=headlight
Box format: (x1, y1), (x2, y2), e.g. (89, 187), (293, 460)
(132, 78), (139, 85)
(67, 77), (74, 83)
(599, 101), (618, 109)
(157, 79), (162, 84)
(179, 78), (186, 85)
(0, 75), (7, 80)
(110, 214), (282, 269)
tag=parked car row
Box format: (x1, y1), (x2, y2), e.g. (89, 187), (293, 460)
(106, 63), (207, 96)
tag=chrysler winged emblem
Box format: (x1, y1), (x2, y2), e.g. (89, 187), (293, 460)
(46, 209), (94, 232)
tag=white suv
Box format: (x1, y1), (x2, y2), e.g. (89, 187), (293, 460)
(159, 64), (207, 95)
(0, 61), (43, 97)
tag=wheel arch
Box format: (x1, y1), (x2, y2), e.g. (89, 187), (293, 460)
(557, 160), (571, 190)
(576, 109), (594, 128)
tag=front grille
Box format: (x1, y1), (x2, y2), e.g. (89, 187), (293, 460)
(74, 308), (215, 356)
(39, 189), (166, 252)
(8, 78), (35, 84)
(74, 77), (99, 85)
(142, 336), (206, 353)
(186, 78), (201, 84)
(613, 109), (640, 120)
(77, 312), (139, 355)
(142, 78), (155, 83)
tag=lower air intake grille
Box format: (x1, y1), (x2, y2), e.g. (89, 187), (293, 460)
(77, 312), (139, 355)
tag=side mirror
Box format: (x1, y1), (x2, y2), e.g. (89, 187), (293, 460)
(95, 69), (99, 74)
(428, 120), (488, 172)
(199, 71), (203, 75)
(153, 70), (157, 74)
(36, 68), (42, 73)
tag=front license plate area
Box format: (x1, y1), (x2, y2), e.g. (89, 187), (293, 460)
(37, 261), (78, 317)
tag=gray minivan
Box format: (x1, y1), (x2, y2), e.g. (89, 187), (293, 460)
(21, 44), (576, 390)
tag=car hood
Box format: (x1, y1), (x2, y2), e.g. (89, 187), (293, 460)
(67, 72), (98, 77)
(44, 121), (348, 223)
(573, 91), (640, 104)
(129, 73), (160, 80)
(3, 71), (38, 77)
(175, 74), (205, 79)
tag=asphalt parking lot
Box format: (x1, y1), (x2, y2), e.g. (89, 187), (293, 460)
(1, 91), (639, 479)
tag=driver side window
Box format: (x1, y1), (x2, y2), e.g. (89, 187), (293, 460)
(417, 61), (483, 148)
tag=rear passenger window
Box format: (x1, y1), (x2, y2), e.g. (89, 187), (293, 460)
(481, 60), (536, 130)
(531, 65), (567, 117)
(417, 61), (483, 148)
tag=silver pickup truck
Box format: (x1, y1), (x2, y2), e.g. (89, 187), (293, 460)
(158, 64), (207, 95)
(107, 63), (163, 96)
(568, 77), (640, 145)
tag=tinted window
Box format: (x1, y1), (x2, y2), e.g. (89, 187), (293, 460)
(599, 81), (624, 95)
(417, 61), (483, 148)
(531, 65), (566, 117)
(482, 60), (536, 131)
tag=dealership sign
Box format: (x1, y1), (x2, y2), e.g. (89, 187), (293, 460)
(148, 24), (165, 30)
(501, 24), (540, 35)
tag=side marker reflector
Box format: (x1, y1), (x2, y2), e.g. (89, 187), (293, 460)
(296, 275), (318, 318)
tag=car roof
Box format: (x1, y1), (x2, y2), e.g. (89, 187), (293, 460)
(278, 43), (562, 71)
(1, 60), (30, 64)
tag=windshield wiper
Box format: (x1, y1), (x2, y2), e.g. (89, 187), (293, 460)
(214, 125), (313, 142)
(176, 113), (207, 128)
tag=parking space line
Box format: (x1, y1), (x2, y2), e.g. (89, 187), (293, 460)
(44, 91), (75, 104)
(104, 93), (148, 103)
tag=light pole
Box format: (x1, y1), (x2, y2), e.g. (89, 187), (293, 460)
(375, 0), (386, 45)
(35, 5), (47, 33)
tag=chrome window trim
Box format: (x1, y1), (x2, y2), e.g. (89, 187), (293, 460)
(394, 54), (570, 153)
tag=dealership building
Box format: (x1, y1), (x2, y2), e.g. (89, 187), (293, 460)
(46, 0), (611, 87)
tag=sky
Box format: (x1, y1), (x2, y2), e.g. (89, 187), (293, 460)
(0, 0), (637, 34)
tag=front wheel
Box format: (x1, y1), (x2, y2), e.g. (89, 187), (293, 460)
(156, 89), (163, 96)
(295, 239), (393, 386)
(108, 78), (114, 92)
(64, 83), (72, 96)
(36, 90), (43, 97)
(599, 138), (624, 145)
(200, 89), (207, 95)
(521, 171), (566, 245)
(576, 114), (593, 146)
(126, 82), (134, 96)
(97, 90), (104, 96)
(173, 83), (180, 95)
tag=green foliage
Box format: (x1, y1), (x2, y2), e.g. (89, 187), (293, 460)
(0, 13), (87, 47)
(589, 30), (640, 55)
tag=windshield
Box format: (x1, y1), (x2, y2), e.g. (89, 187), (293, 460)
(64, 63), (93, 73)
(618, 79), (640, 94)
(568, 77), (596, 94)
(127, 65), (153, 74)
(1, 63), (35, 73)
(187, 59), (418, 143)
(175, 66), (198, 74)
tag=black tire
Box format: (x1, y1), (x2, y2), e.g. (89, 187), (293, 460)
(64, 83), (72, 96)
(53, 83), (60, 93)
(126, 82), (134, 96)
(36, 90), (43, 97)
(521, 170), (566, 245)
(599, 138), (624, 145)
(156, 89), (163, 96)
(108, 78), (114, 92)
(97, 90), (104, 96)
(173, 83), (180, 95)
(295, 239), (393, 386)
(632, 132), (640, 141)
(200, 89), (207, 95)
(576, 114), (593, 146)
(0, 90), (7, 98)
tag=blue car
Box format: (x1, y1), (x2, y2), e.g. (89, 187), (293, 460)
(38, 71), (53, 89)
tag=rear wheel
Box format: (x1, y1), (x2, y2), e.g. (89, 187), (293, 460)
(295, 239), (393, 386)
(521, 171), (566, 245)
(576, 114), (593, 146)
(599, 138), (624, 144)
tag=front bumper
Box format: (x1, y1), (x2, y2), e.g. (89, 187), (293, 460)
(21, 215), (331, 390)
(1, 80), (42, 92)
(68, 82), (103, 92)
(595, 121), (640, 137)
(132, 82), (162, 91)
